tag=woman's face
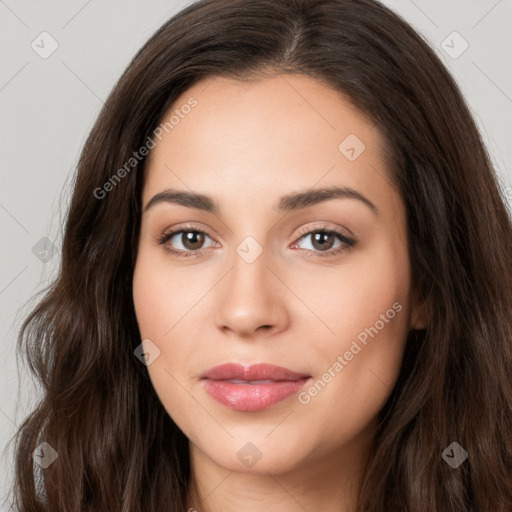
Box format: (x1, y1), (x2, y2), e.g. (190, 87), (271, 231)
(133, 73), (425, 475)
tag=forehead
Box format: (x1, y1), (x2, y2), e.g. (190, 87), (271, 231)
(142, 74), (397, 217)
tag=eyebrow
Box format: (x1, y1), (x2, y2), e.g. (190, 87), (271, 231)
(143, 185), (379, 215)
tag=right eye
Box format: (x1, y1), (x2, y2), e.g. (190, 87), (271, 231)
(156, 225), (217, 258)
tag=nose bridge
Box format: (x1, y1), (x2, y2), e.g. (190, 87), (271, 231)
(227, 239), (274, 309)
(226, 220), (274, 292)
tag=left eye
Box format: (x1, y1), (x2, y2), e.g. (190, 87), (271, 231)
(293, 229), (355, 255)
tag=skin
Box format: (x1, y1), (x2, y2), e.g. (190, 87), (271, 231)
(132, 73), (427, 512)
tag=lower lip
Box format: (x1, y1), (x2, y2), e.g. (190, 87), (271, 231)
(202, 379), (310, 412)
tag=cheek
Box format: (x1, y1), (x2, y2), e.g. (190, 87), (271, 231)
(132, 276), (188, 441)
(294, 242), (411, 441)
(132, 252), (196, 384)
(132, 246), (202, 339)
(334, 241), (411, 377)
(132, 249), (207, 430)
(291, 234), (411, 348)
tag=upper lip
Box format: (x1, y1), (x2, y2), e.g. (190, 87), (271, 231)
(200, 363), (310, 381)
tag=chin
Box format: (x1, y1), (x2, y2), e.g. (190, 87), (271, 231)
(197, 437), (310, 475)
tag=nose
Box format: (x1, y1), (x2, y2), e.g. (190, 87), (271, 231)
(214, 250), (289, 339)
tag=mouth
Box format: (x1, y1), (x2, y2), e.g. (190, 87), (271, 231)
(200, 363), (311, 412)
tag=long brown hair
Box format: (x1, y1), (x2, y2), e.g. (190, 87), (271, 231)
(10, 0), (512, 510)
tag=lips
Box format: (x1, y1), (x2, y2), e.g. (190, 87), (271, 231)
(200, 362), (309, 381)
(200, 363), (311, 412)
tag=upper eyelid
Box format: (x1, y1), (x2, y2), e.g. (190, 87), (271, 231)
(164, 222), (350, 237)
(296, 222), (353, 237)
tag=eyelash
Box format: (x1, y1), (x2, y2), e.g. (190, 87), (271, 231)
(155, 223), (356, 259)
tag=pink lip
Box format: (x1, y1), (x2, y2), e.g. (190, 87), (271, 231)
(200, 363), (311, 412)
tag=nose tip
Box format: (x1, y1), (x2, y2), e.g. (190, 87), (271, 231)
(215, 261), (289, 339)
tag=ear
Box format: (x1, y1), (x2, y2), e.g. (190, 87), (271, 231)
(409, 286), (428, 330)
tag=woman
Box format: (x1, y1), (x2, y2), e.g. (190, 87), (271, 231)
(11, 0), (512, 510)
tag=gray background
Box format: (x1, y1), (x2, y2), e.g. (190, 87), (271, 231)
(1, 0), (511, 507)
